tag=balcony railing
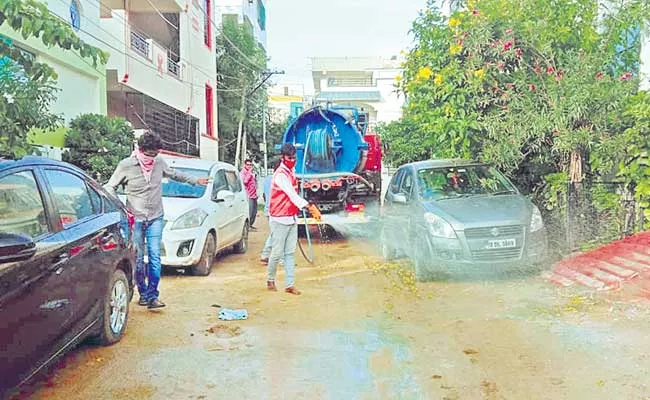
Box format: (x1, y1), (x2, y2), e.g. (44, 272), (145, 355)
(167, 57), (180, 78)
(130, 30), (150, 59)
(327, 77), (376, 87)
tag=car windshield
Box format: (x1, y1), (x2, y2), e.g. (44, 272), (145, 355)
(162, 168), (208, 198)
(416, 165), (516, 200)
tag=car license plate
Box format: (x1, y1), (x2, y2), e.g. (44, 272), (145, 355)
(486, 238), (516, 249)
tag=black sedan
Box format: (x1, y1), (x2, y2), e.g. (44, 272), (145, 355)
(0, 156), (135, 396)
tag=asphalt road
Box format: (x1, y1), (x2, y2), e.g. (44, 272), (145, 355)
(14, 217), (650, 400)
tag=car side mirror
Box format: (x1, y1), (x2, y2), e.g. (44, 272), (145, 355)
(0, 232), (37, 264)
(393, 193), (408, 204)
(213, 189), (235, 203)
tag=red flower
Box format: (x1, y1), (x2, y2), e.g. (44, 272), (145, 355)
(546, 66), (555, 75)
(515, 48), (523, 58)
(462, 32), (469, 38)
(505, 29), (513, 34)
(595, 72), (604, 80)
(472, 9), (479, 15)
(503, 41), (513, 51)
(535, 64), (541, 74)
(457, 39), (464, 46)
(497, 62), (505, 71)
(620, 72), (633, 81)
(528, 84), (536, 91)
(506, 83), (515, 90)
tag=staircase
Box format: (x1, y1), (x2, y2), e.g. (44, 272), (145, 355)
(544, 231), (650, 291)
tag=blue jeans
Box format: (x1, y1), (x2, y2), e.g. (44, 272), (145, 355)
(134, 216), (164, 302)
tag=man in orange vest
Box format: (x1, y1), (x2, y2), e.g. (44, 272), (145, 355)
(267, 143), (321, 294)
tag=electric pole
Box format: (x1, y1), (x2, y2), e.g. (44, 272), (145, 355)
(234, 69), (284, 168)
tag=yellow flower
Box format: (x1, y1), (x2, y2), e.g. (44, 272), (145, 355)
(473, 68), (485, 79)
(434, 74), (443, 85)
(416, 66), (433, 81)
(395, 75), (402, 82)
(449, 43), (463, 55)
(449, 17), (461, 29)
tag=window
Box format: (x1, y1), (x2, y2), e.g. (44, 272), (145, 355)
(389, 169), (404, 194)
(257, 0), (266, 31)
(89, 186), (102, 213)
(225, 171), (243, 192)
(284, 86), (289, 96)
(69, 0), (81, 32)
(162, 168), (209, 199)
(203, 0), (212, 48)
(205, 84), (214, 137)
(212, 169), (229, 196)
(399, 171), (414, 199)
(44, 170), (97, 226)
(0, 171), (49, 238)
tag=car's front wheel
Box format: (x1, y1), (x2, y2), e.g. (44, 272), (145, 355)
(412, 235), (436, 281)
(190, 233), (216, 276)
(233, 222), (249, 254)
(97, 269), (130, 345)
(380, 224), (397, 261)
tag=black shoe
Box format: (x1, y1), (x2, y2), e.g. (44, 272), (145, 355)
(250, 226), (258, 231)
(138, 297), (149, 306)
(148, 299), (166, 309)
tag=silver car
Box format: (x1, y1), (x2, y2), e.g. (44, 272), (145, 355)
(380, 160), (548, 280)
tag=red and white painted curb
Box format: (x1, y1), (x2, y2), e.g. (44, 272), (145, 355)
(544, 232), (650, 292)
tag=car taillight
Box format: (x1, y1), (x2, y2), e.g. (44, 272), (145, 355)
(346, 203), (365, 213)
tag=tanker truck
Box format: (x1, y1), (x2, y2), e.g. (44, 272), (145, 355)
(276, 104), (382, 229)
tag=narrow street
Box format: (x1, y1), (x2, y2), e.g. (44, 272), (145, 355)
(13, 219), (650, 400)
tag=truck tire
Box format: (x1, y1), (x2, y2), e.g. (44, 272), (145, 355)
(190, 233), (215, 276)
(233, 222), (249, 254)
(97, 269), (130, 345)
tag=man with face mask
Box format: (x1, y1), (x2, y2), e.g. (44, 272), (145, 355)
(267, 143), (321, 295)
(105, 131), (210, 309)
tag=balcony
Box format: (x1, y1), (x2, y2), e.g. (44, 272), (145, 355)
(128, 29), (181, 79)
(327, 77), (376, 87)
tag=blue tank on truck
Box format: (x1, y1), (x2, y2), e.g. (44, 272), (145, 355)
(275, 104), (383, 225)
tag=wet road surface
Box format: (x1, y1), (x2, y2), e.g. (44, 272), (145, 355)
(14, 219), (650, 399)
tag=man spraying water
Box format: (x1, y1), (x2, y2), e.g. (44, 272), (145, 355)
(267, 144), (321, 295)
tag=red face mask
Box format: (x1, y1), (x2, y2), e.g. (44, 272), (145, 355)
(284, 157), (296, 169)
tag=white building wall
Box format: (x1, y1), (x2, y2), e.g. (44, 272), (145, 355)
(101, 3), (219, 160)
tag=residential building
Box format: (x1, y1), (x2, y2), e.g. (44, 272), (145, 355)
(0, 0), (108, 158)
(100, 0), (219, 160)
(311, 56), (404, 124)
(267, 83), (306, 123)
(214, 0), (267, 51)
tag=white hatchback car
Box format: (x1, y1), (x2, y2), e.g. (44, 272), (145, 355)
(119, 155), (250, 276)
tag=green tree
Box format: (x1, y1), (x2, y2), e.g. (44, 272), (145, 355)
(216, 17), (267, 164)
(62, 114), (135, 183)
(390, 0), (649, 193)
(0, 0), (107, 158)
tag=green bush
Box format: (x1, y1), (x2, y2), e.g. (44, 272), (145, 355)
(63, 114), (134, 183)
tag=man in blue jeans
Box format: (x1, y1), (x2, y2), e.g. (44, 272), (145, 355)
(105, 131), (209, 309)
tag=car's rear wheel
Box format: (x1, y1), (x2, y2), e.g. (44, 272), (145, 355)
(97, 269), (130, 345)
(190, 233), (216, 276)
(233, 222), (249, 254)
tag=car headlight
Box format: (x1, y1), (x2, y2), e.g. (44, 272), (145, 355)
(424, 212), (457, 238)
(530, 206), (544, 232)
(171, 209), (208, 230)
